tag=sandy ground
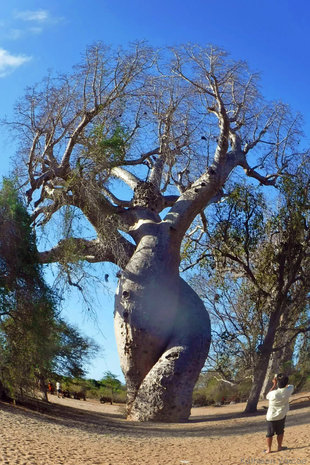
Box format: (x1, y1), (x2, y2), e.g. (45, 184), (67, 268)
(0, 391), (309, 465)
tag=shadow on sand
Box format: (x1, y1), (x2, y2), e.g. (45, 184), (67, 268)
(0, 398), (309, 439)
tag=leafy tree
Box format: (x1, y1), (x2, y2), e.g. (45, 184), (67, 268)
(0, 180), (98, 400)
(189, 175), (310, 412)
(0, 179), (59, 399)
(11, 42), (303, 421)
(294, 326), (310, 390)
(100, 371), (123, 403)
(53, 320), (99, 378)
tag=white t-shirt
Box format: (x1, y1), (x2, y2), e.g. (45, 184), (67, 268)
(266, 385), (294, 421)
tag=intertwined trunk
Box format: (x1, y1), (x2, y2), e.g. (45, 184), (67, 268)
(114, 229), (211, 421)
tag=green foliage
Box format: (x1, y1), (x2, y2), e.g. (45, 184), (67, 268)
(99, 371), (124, 403)
(211, 184), (266, 269)
(192, 373), (252, 406)
(0, 179), (98, 400)
(87, 123), (129, 167)
(101, 371), (122, 391)
(57, 373), (127, 403)
(0, 179), (56, 396)
(0, 302), (57, 398)
(53, 321), (99, 378)
(191, 176), (310, 400)
(0, 178), (40, 291)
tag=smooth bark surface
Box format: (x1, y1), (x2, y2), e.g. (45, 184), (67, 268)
(114, 230), (211, 421)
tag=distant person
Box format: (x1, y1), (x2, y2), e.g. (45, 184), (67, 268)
(48, 382), (54, 395)
(265, 373), (294, 453)
(56, 381), (62, 398)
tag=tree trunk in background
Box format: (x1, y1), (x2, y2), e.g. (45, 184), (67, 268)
(244, 310), (281, 413)
(260, 343), (295, 399)
(259, 353), (276, 400)
(260, 312), (297, 399)
(38, 375), (48, 402)
(244, 353), (272, 413)
(0, 380), (9, 401)
(114, 234), (211, 422)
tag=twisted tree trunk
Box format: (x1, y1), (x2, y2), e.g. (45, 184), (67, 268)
(114, 231), (211, 421)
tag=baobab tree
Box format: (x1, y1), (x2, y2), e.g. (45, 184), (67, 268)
(12, 42), (302, 421)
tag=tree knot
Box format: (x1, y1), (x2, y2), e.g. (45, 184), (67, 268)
(133, 181), (163, 211)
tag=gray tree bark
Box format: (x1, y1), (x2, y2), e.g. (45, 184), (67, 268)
(260, 333), (295, 399)
(114, 230), (211, 421)
(244, 309), (280, 413)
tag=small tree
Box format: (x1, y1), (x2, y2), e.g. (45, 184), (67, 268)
(53, 320), (99, 378)
(100, 371), (123, 403)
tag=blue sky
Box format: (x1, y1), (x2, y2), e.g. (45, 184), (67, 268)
(0, 0), (309, 381)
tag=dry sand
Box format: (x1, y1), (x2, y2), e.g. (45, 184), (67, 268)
(0, 391), (309, 465)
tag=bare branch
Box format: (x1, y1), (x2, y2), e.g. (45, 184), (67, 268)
(162, 194), (179, 208)
(181, 253), (212, 272)
(60, 108), (100, 169)
(239, 158), (278, 186)
(243, 112), (276, 154)
(38, 236), (135, 267)
(111, 166), (141, 190)
(124, 148), (161, 166)
(101, 185), (132, 207)
(208, 76), (230, 163)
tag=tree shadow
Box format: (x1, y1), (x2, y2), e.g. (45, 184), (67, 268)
(189, 408), (265, 423)
(1, 398), (309, 439)
(289, 399), (310, 411)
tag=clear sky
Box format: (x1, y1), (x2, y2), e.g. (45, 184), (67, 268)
(0, 0), (309, 381)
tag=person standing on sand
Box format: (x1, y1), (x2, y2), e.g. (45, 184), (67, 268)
(56, 381), (61, 398)
(265, 373), (294, 453)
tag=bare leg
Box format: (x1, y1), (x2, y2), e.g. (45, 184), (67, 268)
(277, 433), (284, 451)
(266, 437), (273, 453)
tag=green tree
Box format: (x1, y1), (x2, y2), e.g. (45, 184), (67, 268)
(0, 180), (98, 400)
(100, 371), (123, 403)
(0, 179), (58, 399)
(53, 320), (99, 378)
(189, 174), (310, 412)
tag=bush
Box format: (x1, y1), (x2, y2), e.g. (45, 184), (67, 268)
(192, 373), (252, 406)
(192, 389), (212, 407)
(301, 376), (310, 392)
(53, 375), (127, 403)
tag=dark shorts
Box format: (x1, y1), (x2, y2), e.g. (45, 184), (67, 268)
(266, 417), (286, 437)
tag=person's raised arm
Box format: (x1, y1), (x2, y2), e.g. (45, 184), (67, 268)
(268, 376), (278, 393)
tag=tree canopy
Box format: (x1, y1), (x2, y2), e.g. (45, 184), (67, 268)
(11, 42), (303, 269)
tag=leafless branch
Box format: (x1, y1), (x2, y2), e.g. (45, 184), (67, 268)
(111, 166), (141, 189)
(38, 236), (135, 267)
